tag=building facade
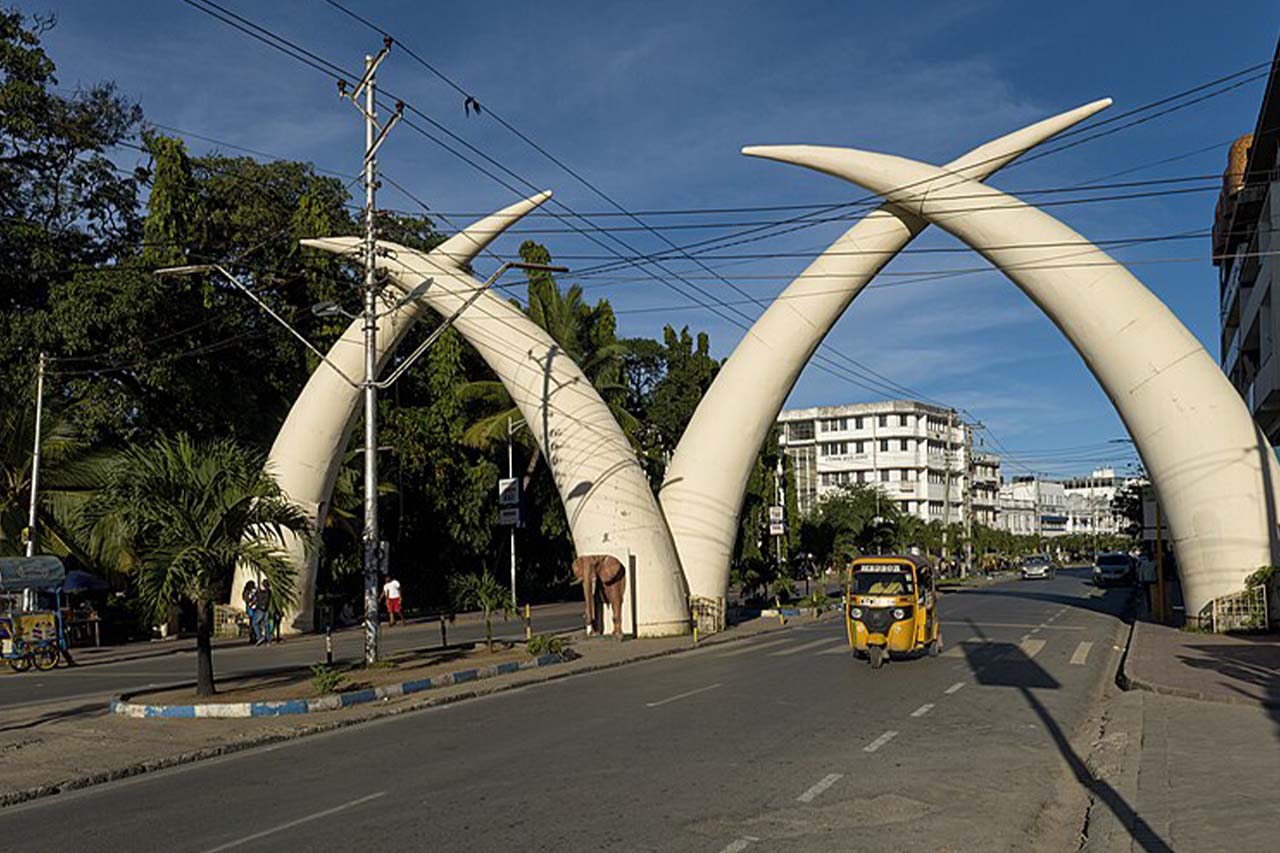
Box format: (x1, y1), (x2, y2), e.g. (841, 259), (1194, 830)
(1214, 41), (1280, 440)
(777, 400), (993, 526)
(998, 477), (1067, 537)
(1062, 467), (1132, 537)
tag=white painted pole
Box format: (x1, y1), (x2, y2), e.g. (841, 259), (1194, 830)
(361, 53), (381, 665)
(508, 417), (517, 607)
(25, 352), (45, 559)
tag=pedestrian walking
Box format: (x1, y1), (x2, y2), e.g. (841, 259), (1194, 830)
(382, 575), (403, 627)
(242, 580), (257, 644)
(253, 579), (272, 645)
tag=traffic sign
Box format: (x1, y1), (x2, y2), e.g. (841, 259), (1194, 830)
(499, 506), (521, 526)
(497, 477), (520, 507)
(768, 505), (784, 523)
(768, 522), (785, 536)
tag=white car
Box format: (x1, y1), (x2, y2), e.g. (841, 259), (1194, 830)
(1020, 555), (1055, 580)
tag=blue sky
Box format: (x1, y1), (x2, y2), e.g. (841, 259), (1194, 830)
(35, 0), (1280, 477)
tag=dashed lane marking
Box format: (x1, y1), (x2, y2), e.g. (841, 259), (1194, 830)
(645, 683), (723, 708)
(714, 638), (793, 658)
(864, 730), (898, 753)
(718, 836), (760, 853)
(770, 638), (841, 656)
(200, 792), (386, 853)
(910, 703), (935, 718)
(945, 681), (965, 694)
(1019, 638), (1046, 659)
(1070, 641), (1094, 665)
(796, 773), (844, 803)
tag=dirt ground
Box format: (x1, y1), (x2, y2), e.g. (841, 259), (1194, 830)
(136, 641), (534, 705)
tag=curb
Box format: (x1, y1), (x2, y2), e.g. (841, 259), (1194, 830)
(1, 618), (808, 810)
(109, 653), (570, 718)
(1118, 619), (1280, 710)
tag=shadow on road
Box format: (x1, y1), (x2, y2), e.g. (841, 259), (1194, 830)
(959, 620), (1172, 853)
(0, 701), (101, 733)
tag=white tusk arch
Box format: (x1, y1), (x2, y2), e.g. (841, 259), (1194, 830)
(742, 144), (1280, 616)
(659, 99), (1112, 604)
(268, 193), (689, 636)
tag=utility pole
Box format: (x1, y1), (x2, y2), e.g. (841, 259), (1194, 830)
(340, 40), (400, 664)
(25, 353), (46, 560)
(962, 421), (973, 579)
(942, 409), (954, 567)
(508, 417), (519, 607)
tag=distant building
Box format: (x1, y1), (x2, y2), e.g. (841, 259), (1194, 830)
(1213, 39), (1280, 440)
(998, 477), (1067, 537)
(1062, 467), (1134, 537)
(777, 399), (995, 526)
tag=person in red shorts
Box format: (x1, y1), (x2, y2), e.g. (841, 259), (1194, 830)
(381, 575), (403, 626)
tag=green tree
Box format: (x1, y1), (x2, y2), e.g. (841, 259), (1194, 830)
(450, 571), (513, 653)
(84, 435), (310, 695)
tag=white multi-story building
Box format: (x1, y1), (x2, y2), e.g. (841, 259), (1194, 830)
(998, 477), (1068, 537)
(777, 400), (991, 525)
(1062, 467), (1133, 537)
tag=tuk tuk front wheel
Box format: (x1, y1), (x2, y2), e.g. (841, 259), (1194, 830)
(9, 655), (32, 673)
(868, 646), (885, 669)
(32, 648), (59, 671)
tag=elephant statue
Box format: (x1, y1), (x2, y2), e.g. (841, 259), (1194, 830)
(571, 554), (626, 639)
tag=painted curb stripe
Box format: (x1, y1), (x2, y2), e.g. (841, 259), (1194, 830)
(111, 652), (567, 719)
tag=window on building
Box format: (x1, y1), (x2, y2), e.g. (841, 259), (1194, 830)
(880, 469), (890, 482)
(878, 414), (887, 428)
(857, 470), (867, 484)
(879, 439), (889, 452)
(898, 414), (908, 427)
(855, 440), (866, 454)
(788, 421), (814, 441)
(839, 417), (848, 430)
(854, 416), (864, 430)
(900, 438), (910, 452)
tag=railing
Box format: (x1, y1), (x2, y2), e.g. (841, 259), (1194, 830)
(1203, 586), (1268, 632)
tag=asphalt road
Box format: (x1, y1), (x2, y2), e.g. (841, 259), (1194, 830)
(0, 605), (586, 711)
(0, 570), (1132, 851)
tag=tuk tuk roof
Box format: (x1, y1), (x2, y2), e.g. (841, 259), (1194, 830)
(849, 554), (930, 574)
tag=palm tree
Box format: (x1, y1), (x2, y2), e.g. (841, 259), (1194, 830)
(84, 435), (310, 696)
(458, 241), (637, 481)
(450, 571), (513, 653)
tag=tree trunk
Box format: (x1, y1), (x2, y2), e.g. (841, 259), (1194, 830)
(195, 598), (216, 697)
(521, 444), (542, 492)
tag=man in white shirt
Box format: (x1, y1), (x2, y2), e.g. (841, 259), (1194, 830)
(382, 576), (403, 627)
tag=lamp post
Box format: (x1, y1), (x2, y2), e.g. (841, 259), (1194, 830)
(157, 259), (563, 658)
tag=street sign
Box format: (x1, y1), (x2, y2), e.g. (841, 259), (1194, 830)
(768, 505), (784, 523)
(0, 555), (66, 591)
(497, 477), (520, 507)
(768, 522), (785, 536)
(498, 506), (521, 526)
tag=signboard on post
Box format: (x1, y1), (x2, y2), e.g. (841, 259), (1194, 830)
(497, 477), (523, 527)
(768, 522), (785, 536)
(768, 505), (784, 523)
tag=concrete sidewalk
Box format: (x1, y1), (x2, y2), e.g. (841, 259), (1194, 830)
(57, 600), (584, 668)
(1121, 618), (1280, 709)
(0, 612), (825, 808)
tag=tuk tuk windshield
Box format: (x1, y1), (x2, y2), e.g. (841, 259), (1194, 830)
(850, 568), (915, 596)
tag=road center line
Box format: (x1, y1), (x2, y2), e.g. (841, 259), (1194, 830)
(1020, 638), (1047, 659)
(646, 683), (723, 708)
(1070, 641), (1094, 665)
(910, 703), (935, 718)
(864, 730), (898, 753)
(200, 791), (386, 853)
(770, 637), (840, 656)
(718, 836), (760, 853)
(945, 681), (965, 694)
(796, 773), (844, 802)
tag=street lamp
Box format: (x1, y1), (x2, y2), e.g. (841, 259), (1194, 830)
(156, 258), (566, 659)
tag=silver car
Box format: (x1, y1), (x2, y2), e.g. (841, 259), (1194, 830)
(1021, 555), (1055, 580)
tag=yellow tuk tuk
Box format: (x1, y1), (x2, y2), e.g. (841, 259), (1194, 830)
(844, 554), (941, 668)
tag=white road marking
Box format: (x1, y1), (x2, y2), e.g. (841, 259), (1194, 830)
(770, 638), (840, 656)
(1031, 627), (1042, 634)
(950, 622), (1082, 630)
(864, 730), (898, 753)
(718, 837), (760, 853)
(200, 792), (386, 853)
(715, 638), (793, 658)
(945, 681), (965, 694)
(910, 703), (935, 718)
(796, 773), (843, 803)
(646, 683), (723, 708)
(1019, 638), (1046, 659)
(818, 642), (852, 654)
(1070, 641), (1094, 665)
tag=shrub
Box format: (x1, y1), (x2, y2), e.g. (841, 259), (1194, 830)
(310, 663), (347, 695)
(527, 634), (567, 657)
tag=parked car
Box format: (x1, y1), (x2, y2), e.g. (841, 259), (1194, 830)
(1093, 552), (1135, 587)
(1020, 554), (1055, 581)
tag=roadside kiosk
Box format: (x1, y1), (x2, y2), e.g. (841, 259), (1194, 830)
(0, 555), (70, 672)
